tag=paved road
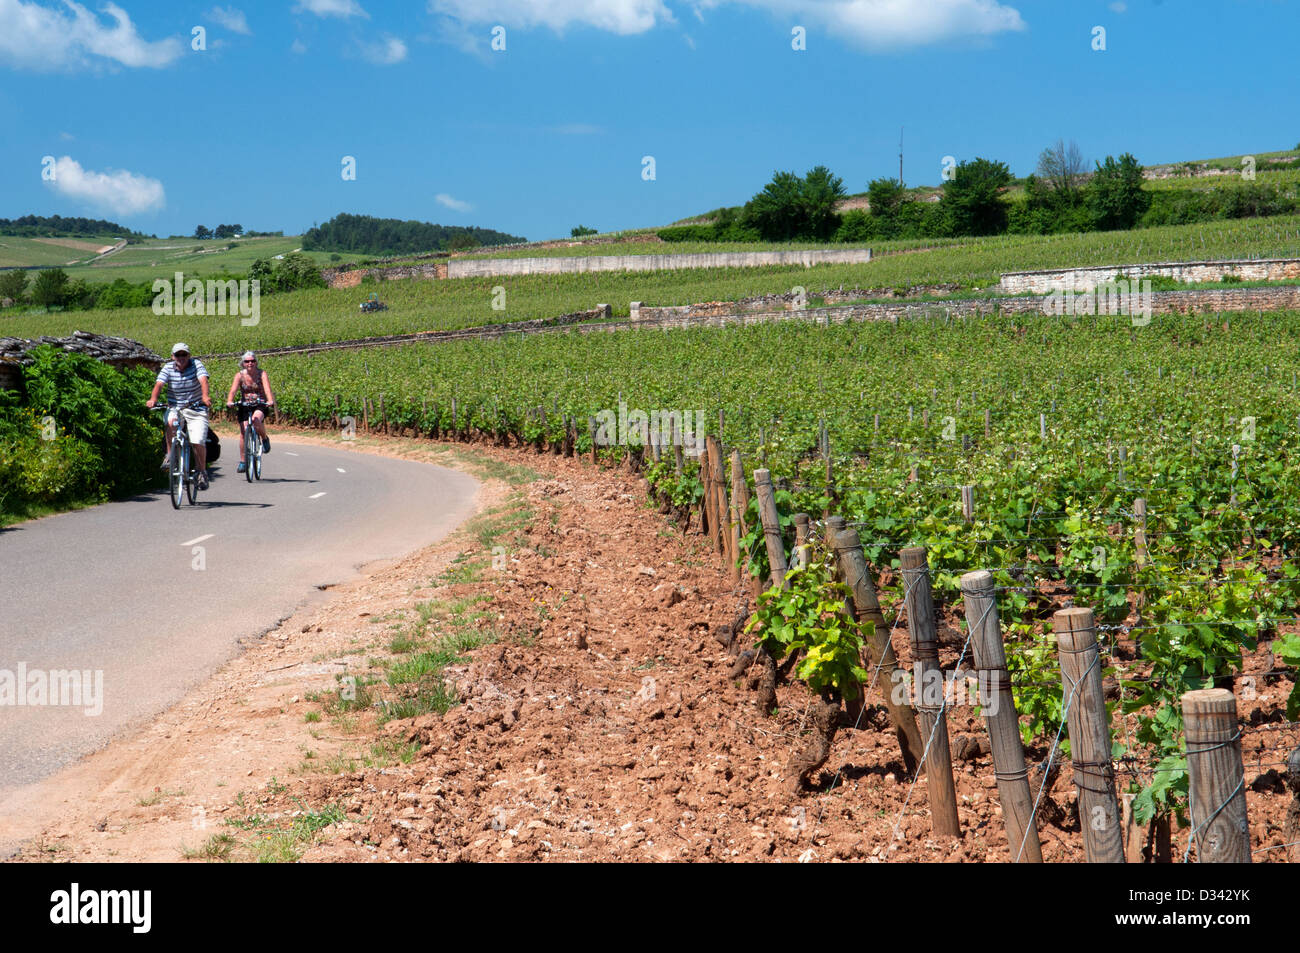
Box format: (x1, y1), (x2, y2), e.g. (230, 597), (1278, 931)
(0, 437), (478, 793)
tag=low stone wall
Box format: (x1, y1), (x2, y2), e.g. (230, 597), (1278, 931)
(634, 284), (1300, 330)
(447, 247), (873, 279)
(322, 261), (449, 288)
(1000, 258), (1300, 294)
(0, 331), (162, 392)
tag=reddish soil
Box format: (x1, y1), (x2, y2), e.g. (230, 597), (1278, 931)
(8, 430), (1298, 862)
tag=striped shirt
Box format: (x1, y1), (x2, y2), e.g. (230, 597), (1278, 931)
(156, 358), (209, 410)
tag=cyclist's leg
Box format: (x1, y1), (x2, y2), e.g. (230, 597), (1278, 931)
(252, 408), (267, 438)
(238, 411), (249, 462)
(184, 409), (209, 481)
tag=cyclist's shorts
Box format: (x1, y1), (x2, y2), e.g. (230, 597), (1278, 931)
(237, 403), (269, 423)
(168, 407), (209, 445)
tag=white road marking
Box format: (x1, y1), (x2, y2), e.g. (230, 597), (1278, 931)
(336, 468), (346, 473)
(286, 452), (300, 456)
(308, 492), (327, 499)
(181, 533), (214, 547)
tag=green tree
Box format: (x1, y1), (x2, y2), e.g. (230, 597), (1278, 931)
(941, 157), (1012, 236)
(570, 225), (598, 237)
(743, 170), (807, 241)
(31, 268), (70, 308)
(801, 165), (847, 240)
(193, 225), (212, 240)
(0, 269), (28, 304)
(867, 177), (905, 218)
(1088, 153), (1150, 230)
(446, 233), (478, 251)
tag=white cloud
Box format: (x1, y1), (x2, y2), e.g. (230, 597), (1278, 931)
(43, 155), (165, 215)
(293, 0), (367, 18)
(206, 5), (250, 34)
(0, 0), (184, 71)
(688, 0), (1026, 49)
(359, 34), (406, 63)
(290, 38), (307, 53)
(428, 0), (673, 35)
(59, 130), (74, 140)
(1108, 1), (1127, 12)
(435, 193), (472, 212)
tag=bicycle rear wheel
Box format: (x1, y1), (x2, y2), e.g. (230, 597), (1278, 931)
(170, 440), (184, 509)
(185, 439), (198, 504)
(252, 428), (263, 480)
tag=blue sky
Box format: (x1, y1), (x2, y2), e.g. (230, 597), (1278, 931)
(1, 0), (1297, 241)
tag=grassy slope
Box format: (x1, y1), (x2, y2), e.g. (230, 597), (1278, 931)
(0, 235), (117, 269)
(8, 212), (1300, 356)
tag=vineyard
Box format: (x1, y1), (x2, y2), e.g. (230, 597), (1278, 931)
(241, 307), (1300, 858)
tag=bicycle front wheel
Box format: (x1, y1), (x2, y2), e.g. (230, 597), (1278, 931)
(170, 440), (184, 509)
(252, 430), (263, 480)
(244, 424), (254, 482)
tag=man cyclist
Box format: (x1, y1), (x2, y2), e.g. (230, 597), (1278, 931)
(226, 350), (275, 474)
(145, 343), (213, 490)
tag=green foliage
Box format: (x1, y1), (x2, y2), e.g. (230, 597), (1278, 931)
(302, 213), (525, 256)
(0, 269), (28, 303)
(741, 166), (846, 241)
(941, 157), (1013, 236)
(744, 555), (870, 699)
(570, 225), (599, 237)
(0, 214), (146, 240)
(1089, 153), (1151, 230)
(1274, 633), (1300, 719)
(31, 268), (70, 308)
(0, 347), (158, 520)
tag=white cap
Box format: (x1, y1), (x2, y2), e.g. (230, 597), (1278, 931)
(172, 342), (190, 356)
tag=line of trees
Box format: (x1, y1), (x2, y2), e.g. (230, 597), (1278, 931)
(194, 224), (243, 239)
(661, 142), (1297, 244)
(0, 214), (148, 240)
(303, 213), (526, 256)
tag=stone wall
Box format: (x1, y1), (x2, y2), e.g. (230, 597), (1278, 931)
(322, 261), (448, 288)
(1000, 258), (1300, 294)
(634, 284), (1300, 330)
(447, 247), (872, 279)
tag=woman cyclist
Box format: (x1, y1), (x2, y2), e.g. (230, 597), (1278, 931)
(226, 351), (275, 474)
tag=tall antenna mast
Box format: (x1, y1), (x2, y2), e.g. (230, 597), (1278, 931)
(899, 126), (904, 187)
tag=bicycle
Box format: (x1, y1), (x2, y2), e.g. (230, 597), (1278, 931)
(232, 399), (271, 482)
(153, 401), (206, 508)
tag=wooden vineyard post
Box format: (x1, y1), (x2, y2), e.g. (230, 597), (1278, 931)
(731, 452), (759, 598)
(984, 408), (991, 439)
(753, 469), (788, 590)
(792, 513), (811, 569)
(900, 547), (961, 837)
(707, 436), (732, 567)
(379, 393), (387, 434)
(333, 394), (340, 429)
(699, 445), (714, 541)
(361, 394), (369, 434)
(1053, 607), (1124, 862)
(831, 528), (924, 775)
(1134, 497), (1148, 616)
(587, 416), (597, 464)
(960, 570), (1043, 863)
(1182, 689), (1251, 863)
(961, 485), (974, 523)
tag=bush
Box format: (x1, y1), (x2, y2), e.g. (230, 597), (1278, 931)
(1, 347), (160, 513)
(570, 225), (598, 237)
(657, 225), (717, 242)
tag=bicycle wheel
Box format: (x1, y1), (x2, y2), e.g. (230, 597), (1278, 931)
(252, 425), (263, 481)
(185, 438), (198, 504)
(244, 422), (254, 483)
(170, 440), (183, 509)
